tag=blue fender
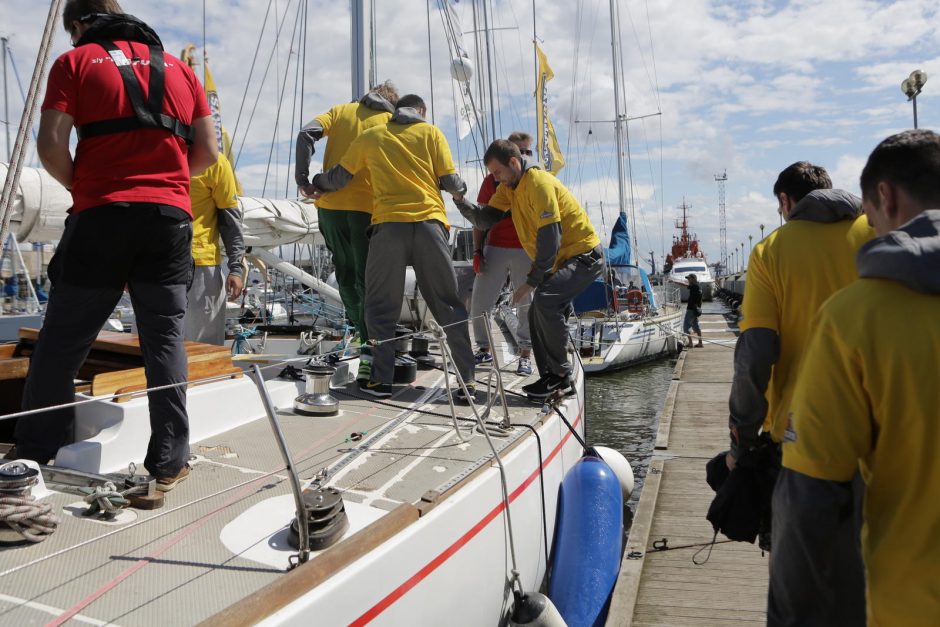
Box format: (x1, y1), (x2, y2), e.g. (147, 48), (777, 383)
(547, 453), (624, 627)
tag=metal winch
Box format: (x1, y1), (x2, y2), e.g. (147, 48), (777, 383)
(294, 365), (340, 416)
(0, 461), (59, 544)
(410, 334), (436, 369)
(287, 486), (350, 551)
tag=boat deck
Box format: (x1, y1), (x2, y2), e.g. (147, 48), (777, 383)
(0, 330), (564, 626)
(607, 303), (770, 626)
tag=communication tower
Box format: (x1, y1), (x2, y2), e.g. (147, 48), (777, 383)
(715, 170), (728, 274)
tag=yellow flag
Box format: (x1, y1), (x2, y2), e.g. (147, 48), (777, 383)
(535, 43), (565, 175)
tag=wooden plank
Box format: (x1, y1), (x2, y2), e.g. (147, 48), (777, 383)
(111, 366), (243, 402)
(672, 350), (687, 380)
(654, 380), (679, 450)
(606, 457), (664, 626)
(0, 344), (17, 359)
(92, 354), (236, 396)
(203, 503), (420, 626)
(0, 357), (29, 381)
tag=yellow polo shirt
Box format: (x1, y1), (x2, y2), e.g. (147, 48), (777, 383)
(340, 120), (456, 226)
(190, 153), (239, 267)
(739, 215), (873, 440)
(314, 101), (391, 212)
(488, 167), (599, 271)
(783, 278), (940, 627)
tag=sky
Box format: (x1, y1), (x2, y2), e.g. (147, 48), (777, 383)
(2, 0), (939, 273)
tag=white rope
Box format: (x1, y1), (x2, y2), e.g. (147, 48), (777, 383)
(0, 494), (59, 543)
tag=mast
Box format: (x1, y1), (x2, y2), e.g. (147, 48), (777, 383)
(351, 0), (375, 101)
(2, 37), (9, 162)
(481, 0), (498, 141)
(608, 0), (628, 222)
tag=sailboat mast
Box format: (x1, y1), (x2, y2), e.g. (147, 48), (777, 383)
(608, 0), (627, 219)
(2, 37), (9, 162)
(350, 0), (374, 100)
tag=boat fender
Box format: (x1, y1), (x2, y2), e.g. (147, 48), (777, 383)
(594, 446), (635, 500)
(509, 592), (566, 627)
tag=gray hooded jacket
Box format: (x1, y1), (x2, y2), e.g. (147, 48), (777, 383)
(857, 209), (940, 294)
(729, 188), (863, 455)
(293, 92), (395, 188)
(454, 158), (561, 287)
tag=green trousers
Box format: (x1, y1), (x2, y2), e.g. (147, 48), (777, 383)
(317, 207), (372, 340)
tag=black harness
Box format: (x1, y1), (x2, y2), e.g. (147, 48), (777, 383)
(74, 15), (194, 145)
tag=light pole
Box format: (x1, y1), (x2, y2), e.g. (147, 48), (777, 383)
(760, 223), (765, 240)
(740, 243), (744, 272)
(748, 234), (753, 264)
(901, 69), (928, 129)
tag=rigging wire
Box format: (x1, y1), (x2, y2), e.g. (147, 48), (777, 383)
(285, 0), (306, 197)
(426, 0), (436, 125)
(230, 0), (274, 157)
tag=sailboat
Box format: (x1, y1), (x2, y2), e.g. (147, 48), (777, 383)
(0, 2), (606, 625)
(665, 201), (716, 301)
(567, 0), (683, 375)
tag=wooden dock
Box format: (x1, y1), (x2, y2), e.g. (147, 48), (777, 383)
(607, 306), (770, 626)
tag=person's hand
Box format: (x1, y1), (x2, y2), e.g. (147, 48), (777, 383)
(512, 283), (533, 305)
(301, 183), (322, 199)
(452, 192), (464, 203)
(472, 250), (484, 274)
(725, 451), (737, 471)
(226, 273), (244, 301)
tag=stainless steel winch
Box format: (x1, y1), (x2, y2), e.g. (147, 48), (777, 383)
(293, 365), (340, 416)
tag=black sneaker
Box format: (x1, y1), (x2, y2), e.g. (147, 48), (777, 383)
(523, 374), (572, 399)
(454, 384), (477, 403)
(359, 380), (393, 398)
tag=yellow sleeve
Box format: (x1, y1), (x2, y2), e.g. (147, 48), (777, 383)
(339, 134), (367, 175)
(488, 184), (512, 212)
(782, 312), (871, 481)
(210, 155), (239, 210)
(739, 249), (779, 332)
(431, 127), (457, 177)
(529, 179), (561, 228)
(315, 106), (337, 136)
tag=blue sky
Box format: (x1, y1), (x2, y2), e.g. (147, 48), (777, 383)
(2, 0), (939, 272)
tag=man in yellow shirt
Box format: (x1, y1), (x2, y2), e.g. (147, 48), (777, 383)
(186, 153), (244, 344)
(726, 162), (873, 623)
(311, 95), (474, 399)
(295, 81), (398, 381)
(454, 139), (603, 399)
(773, 129), (940, 627)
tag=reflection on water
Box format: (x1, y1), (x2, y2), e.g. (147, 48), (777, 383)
(584, 358), (676, 509)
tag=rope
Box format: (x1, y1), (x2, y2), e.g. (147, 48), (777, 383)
(0, 493), (59, 543)
(78, 481), (143, 516)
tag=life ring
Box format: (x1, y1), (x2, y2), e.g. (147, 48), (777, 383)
(625, 289), (644, 313)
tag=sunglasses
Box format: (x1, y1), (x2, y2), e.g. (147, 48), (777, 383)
(521, 149), (533, 156)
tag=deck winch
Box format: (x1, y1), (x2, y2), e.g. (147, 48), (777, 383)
(409, 334), (436, 369)
(393, 327), (418, 383)
(287, 486), (350, 551)
(0, 461), (59, 544)
(294, 365), (340, 416)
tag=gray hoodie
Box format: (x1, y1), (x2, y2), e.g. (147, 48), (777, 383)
(857, 209), (940, 294)
(294, 92), (395, 188)
(788, 188), (862, 223)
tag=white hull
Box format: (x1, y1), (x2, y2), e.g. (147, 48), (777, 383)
(574, 306), (683, 374)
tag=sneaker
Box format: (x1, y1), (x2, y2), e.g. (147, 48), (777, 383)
(356, 360), (372, 383)
(454, 384), (477, 403)
(359, 380), (393, 398)
(474, 350), (493, 365)
(155, 464), (191, 492)
(523, 374), (572, 399)
(516, 357), (533, 376)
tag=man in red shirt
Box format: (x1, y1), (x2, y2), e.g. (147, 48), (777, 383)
(10, 0), (217, 491)
(469, 131), (534, 375)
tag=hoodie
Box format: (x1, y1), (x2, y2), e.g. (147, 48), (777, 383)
(857, 209), (940, 294)
(787, 188), (861, 223)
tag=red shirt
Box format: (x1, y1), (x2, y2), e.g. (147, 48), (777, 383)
(476, 172), (522, 249)
(42, 42), (210, 215)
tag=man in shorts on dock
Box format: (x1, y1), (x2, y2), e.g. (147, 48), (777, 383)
(683, 273), (703, 348)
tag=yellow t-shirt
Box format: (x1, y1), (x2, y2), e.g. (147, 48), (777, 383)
(315, 102), (391, 212)
(190, 153), (239, 267)
(488, 167), (600, 271)
(783, 279), (940, 627)
(739, 215), (873, 440)
(340, 120), (456, 226)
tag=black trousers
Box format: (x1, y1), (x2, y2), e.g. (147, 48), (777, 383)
(15, 203), (193, 477)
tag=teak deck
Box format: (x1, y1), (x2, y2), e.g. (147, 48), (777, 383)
(607, 303), (770, 626)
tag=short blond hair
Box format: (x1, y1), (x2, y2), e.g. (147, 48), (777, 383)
(371, 80), (399, 106)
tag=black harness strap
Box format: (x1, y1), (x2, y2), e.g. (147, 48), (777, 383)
(76, 42), (194, 144)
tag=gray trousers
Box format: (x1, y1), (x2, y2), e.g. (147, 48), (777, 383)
(185, 265), (226, 345)
(768, 469), (866, 627)
(470, 244), (532, 350)
(17, 281), (190, 477)
(529, 251), (604, 378)
(365, 221), (475, 384)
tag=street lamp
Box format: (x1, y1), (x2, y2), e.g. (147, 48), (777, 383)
(740, 243), (744, 272)
(748, 234), (753, 262)
(760, 223), (765, 240)
(901, 69), (928, 129)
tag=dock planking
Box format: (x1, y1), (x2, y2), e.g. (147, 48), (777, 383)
(607, 306), (769, 626)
